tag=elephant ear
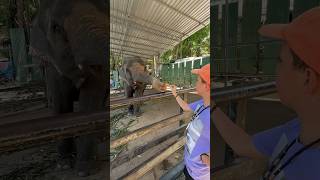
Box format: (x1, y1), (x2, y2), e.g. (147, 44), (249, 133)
(63, 1), (108, 66)
(29, 18), (49, 60)
(29, 16), (58, 70)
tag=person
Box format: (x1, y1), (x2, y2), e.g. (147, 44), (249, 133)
(110, 78), (114, 89)
(171, 64), (210, 180)
(212, 7), (320, 180)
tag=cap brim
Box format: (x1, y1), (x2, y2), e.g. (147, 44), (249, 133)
(258, 24), (288, 40)
(191, 69), (200, 74)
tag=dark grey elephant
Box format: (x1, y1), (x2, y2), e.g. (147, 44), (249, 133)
(119, 56), (166, 116)
(29, 0), (108, 177)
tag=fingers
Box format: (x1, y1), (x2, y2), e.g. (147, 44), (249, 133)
(170, 85), (177, 90)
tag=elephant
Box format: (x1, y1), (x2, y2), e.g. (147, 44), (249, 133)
(119, 56), (166, 116)
(29, 0), (108, 177)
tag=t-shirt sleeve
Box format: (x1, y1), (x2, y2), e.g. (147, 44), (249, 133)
(252, 124), (287, 157)
(189, 100), (203, 111)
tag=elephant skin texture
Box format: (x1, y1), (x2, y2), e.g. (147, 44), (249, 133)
(119, 56), (165, 116)
(29, 0), (108, 177)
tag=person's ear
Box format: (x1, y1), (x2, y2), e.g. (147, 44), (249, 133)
(303, 68), (319, 94)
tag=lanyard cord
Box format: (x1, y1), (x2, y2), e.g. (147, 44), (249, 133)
(264, 136), (320, 179)
(273, 137), (320, 177)
(191, 105), (209, 120)
(263, 138), (296, 179)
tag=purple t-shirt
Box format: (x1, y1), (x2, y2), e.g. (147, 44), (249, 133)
(184, 99), (210, 180)
(253, 118), (320, 180)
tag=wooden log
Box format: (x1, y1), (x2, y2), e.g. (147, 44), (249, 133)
(111, 112), (192, 149)
(110, 88), (195, 109)
(111, 124), (186, 169)
(123, 137), (186, 180)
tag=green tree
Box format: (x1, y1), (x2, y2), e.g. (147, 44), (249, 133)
(160, 24), (210, 63)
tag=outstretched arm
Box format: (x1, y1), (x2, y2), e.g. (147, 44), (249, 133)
(170, 85), (192, 112)
(212, 103), (266, 159)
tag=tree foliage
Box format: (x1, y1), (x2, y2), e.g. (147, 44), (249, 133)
(0, 0), (40, 33)
(160, 25), (210, 63)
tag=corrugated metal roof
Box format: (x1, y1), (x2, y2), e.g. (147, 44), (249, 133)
(111, 0), (210, 59)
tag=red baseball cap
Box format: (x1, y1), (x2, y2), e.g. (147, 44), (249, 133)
(258, 7), (320, 74)
(191, 64), (210, 86)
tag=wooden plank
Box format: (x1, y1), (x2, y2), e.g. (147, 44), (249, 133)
(111, 113), (192, 149)
(111, 124), (186, 169)
(123, 137), (185, 180)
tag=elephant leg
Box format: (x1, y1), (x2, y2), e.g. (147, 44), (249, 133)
(75, 134), (96, 174)
(57, 138), (75, 159)
(133, 84), (145, 116)
(124, 83), (134, 115)
(45, 64), (75, 167)
(76, 65), (107, 176)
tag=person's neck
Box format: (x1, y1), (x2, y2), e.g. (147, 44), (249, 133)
(297, 103), (320, 146)
(202, 94), (210, 107)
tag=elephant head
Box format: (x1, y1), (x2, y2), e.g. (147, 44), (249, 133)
(30, 0), (108, 88)
(120, 56), (166, 92)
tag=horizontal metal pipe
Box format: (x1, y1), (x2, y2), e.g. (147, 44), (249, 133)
(110, 88), (196, 109)
(0, 111), (108, 153)
(0, 81), (276, 153)
(0, 82), (45, 92)
(212, 39), (280, 48)
(214, 74), (278, 78)
(160, 160), (184, 180)
(213, 81), (277, 103)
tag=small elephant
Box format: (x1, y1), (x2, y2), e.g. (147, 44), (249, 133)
(119, 56), (166, 116)
(29, 0), (108, 177)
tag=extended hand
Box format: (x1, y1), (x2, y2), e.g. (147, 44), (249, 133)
(170, 85), (177, 97)
(159, 82), (168, 92)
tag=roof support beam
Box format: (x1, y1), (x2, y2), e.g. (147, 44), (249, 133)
(111, 37), (166, 51)
(152, 0), (206, 26)
(111, 41), (160, 54)
(111, 8), (185, 37)
(111, 18), (181, 42)
(180, 17), (210, 41)
(111, 30), (174, 47)
(111, 51), (151, 59)
(111, 47), (154, 57)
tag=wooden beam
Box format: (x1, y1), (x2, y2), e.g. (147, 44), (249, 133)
(111, 112), (192, 149)
(123, 137), (186, 180)
(111, 124), (186, 169)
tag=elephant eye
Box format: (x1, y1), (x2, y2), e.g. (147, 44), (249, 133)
(52, 23), (63, 33)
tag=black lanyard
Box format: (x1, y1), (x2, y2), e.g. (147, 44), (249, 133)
(191, 105), (209, 121)
(263, 136), (320, 179)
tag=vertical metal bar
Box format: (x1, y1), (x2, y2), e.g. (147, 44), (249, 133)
(224, 0), (234, 167)
(224, 0), (230, 87)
